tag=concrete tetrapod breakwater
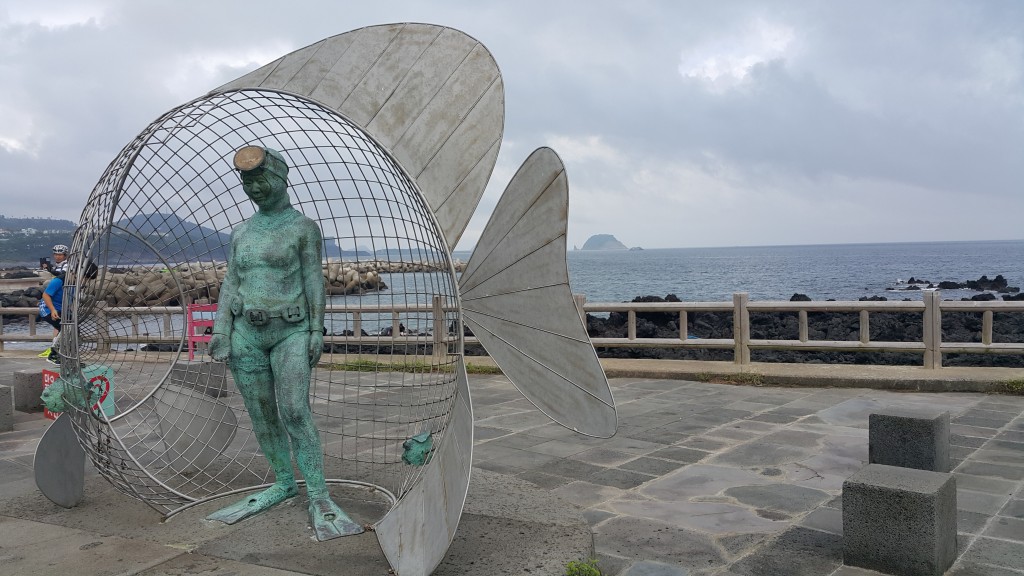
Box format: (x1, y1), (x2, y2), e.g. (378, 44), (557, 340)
(0, 260), (467, 309)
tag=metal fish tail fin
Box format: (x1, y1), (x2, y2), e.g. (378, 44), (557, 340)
(375, 356), (473, 576)
(459, 147), (616, 438)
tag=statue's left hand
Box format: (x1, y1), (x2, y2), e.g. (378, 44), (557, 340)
(209, 334), (231, 362)
(308, 331), (324, 367)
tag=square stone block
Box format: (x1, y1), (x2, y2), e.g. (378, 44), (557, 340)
(843, 463), (957, 576)
(12, 369), (44, 412)
(0, 385), (13, 432)
(869, 407), (950, 472)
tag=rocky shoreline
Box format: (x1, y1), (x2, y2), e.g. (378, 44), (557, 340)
(6, 267), (1024, 368)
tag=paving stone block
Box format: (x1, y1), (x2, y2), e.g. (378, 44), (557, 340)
(957, 535), (1024, 572)
(730, 526), (842, 576)
(0, 385), (13, 432)
(843, 463), (957, 576)
(167, 360), (229, 397)
(623, 560), (689, 575)
(869, 407), (950, 472)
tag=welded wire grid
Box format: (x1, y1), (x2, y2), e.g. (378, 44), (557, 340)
(59, 89), (462, 515)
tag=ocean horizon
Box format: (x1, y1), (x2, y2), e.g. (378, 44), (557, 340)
(550, 239), (1024, 304)
(5, 239), (1022, 305)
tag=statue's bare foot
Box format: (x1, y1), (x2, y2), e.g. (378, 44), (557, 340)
(309, 496), (364, 541)
(206, 482), (298, 524)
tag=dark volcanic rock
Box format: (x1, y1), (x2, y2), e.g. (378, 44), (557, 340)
(966, 274), (1008, 291)
(968, 293), (997, 301)
(1, 270), (38, 279)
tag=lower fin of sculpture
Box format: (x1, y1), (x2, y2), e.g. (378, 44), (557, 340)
(309, 497), (364, 541)
(206, 483), (298, 524)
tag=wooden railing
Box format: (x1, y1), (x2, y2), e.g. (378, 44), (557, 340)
(4, 292), (1024, 369)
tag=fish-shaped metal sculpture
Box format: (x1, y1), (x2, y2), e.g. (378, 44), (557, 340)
(37, 23), (616, 576)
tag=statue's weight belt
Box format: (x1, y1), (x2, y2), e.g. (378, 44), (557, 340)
(241, 305), (306, 327)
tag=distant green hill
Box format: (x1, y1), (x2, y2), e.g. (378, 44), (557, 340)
(0, 215), (76, 264)
(581, 234), (628, 250)
(0, 215), (76, 231)
(0, 232), (76, 264)
(0, 212), (373, 265)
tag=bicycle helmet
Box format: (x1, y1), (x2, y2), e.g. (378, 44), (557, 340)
(52, 244), (69, 255)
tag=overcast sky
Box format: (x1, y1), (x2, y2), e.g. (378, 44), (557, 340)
(1, 1), (1022, 250)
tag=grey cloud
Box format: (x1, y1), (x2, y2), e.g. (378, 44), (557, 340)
(1, 0), (1022, 247)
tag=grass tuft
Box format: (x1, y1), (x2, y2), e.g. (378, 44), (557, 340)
(693, 372), (766, 386)
(318, 359), (503, 375)
(565, 558), (602, 576)
(997, 378), (1024, 395)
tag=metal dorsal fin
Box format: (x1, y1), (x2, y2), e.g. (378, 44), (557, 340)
(460, 147), (617, 438)
(211, 23), (504, 249)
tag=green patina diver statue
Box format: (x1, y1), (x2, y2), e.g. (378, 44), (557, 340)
(206, 145), (363, 540)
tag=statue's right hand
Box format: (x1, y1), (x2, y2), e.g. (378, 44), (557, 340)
(209, 334), (230, 362)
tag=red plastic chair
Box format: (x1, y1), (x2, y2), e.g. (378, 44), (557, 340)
(186, 303), (217, 360)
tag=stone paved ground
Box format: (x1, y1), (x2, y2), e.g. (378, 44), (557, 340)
(469, 375), (1024, 576)
(2, 352), (1023, 575)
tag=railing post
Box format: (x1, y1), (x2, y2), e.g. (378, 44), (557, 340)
(433, 295), (445, 360)
(96, 302), (110, 353)
(859, 310), (870, 344)
(679, 310), (688, 340)
(982, 310), (993, 346)
(627, 310), (636, 340)
(798, 310), (808, 342)
(573, 293), (587, 326)
(733, 292), (750, 364)
(352, 311), (361, 338)
(0, 314), (4, 352)
(922, 291), (942, 369)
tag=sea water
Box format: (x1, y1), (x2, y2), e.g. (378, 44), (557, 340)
(559, 240), (1024, 303)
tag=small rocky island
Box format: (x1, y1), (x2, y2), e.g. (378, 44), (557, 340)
(581, 234), (628, 250)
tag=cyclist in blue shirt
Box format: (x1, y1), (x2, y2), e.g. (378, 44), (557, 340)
(39, 266), (65, 365)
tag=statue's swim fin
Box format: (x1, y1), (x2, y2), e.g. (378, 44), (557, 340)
(459, 147), (617, 438)
(309, 497), (364, 541)
(206, 483), (297, 524)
